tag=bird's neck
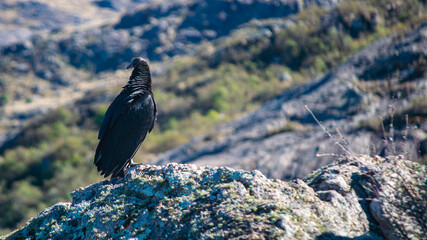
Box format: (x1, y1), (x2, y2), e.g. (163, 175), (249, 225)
(126, 66), (152, 93)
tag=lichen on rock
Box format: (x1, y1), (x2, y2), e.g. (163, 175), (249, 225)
(3, 155), (426, 239)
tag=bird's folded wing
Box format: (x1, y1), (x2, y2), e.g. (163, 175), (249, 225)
(98, 91), (130, 140)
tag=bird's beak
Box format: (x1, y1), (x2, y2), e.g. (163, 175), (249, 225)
(126, 63), (133, 70)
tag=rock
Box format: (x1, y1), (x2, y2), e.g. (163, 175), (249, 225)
(0, 1), (85, 31)
(0, 28), (32, 48)
(3, 155), (425, 239)
(92, 0), (130, 11)
(304, 0), (341, 8)
(12, 63), (30, 73)
(177, 0), (302, 42)
(279, 71), (292, 82)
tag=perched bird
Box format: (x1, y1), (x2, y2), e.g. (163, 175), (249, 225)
(94, 57), (157, 178)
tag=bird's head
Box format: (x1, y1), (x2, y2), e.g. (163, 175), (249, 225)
(126, 57), (148, 70)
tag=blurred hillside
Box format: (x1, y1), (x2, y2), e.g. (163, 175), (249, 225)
(0, 0), (427, 235)
(157, 22), (427, 179)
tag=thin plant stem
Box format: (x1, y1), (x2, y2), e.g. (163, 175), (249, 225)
(305, 105), (354, 156)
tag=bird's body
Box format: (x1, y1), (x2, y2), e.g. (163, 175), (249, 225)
(94, 57), (157, 178)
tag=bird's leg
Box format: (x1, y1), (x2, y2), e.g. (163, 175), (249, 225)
(124, 159), (142, 178)
(128, 159), (142, 168)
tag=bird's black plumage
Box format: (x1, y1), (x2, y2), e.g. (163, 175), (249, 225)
(94, 57), (157, 178)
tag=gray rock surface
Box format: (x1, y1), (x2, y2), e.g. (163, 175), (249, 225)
(3, 155), (426, 239)
(155, 23), (427, 180)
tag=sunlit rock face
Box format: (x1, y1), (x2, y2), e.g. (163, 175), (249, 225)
(5, 155), (426, 239)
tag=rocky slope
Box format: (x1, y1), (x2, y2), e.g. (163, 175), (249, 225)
(0, 0), (338, 148)
(155, 22), (427, 179)
(3, 155), (426, 239)
(0, 0), (138, 47)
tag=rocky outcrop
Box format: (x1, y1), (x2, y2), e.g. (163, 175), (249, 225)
(3, 155), (426, 239)
(155, 23), (427, 180)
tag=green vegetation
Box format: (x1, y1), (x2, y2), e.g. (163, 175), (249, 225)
(1, 0), (427, 234)
(0, 94), (9, 106)
(0, 78), (8, 106)
(0, 107), (103, 234)
(215, 0), (427, 77)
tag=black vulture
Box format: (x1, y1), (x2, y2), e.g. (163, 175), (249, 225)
(94, 57), (157, 178)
